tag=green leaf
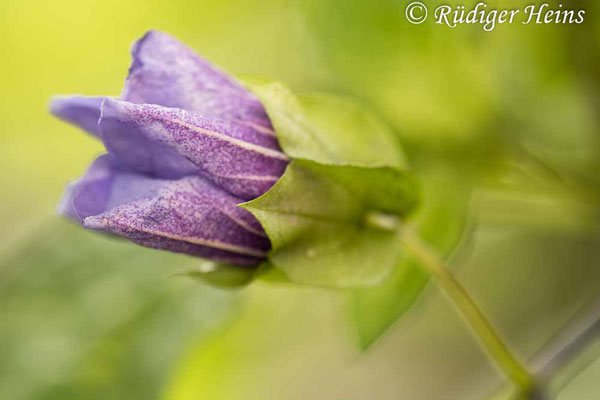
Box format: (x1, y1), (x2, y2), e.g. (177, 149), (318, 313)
(250, 81), (406, 168)
(254, 261), (292, 284)
(183, 260), (292, 287)
(351, 167), (471, 348)
(242, 159), (420, 288)
(180, 262), (259, 289)
(246, 80), (422, 289)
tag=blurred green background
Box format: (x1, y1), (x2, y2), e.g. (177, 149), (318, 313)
(1, 0), (600, 399)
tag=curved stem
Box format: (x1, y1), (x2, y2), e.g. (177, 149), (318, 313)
(399, 226), (535, 392)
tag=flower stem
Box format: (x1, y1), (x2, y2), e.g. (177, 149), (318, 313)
(399, 226), (535, 392)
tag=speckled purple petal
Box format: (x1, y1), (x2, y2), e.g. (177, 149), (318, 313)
(49, 96), (105, 137)
(98, 98), (289, 200)
(59, 154), (269, 266)
(122, 30), (274, 134)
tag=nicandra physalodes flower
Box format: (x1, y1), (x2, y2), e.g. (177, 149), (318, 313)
(50, 30), (289, 266)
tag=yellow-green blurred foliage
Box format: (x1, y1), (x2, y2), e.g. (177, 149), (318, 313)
(1, 1), (600, 399)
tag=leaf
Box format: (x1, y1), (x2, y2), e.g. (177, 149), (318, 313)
(181, 262), (259, 289)
(246, 80), (422, 288)
(254, 261), (292, 284)
(351, 166), (472, 348)
(242, 159), (420, 288)
(250, 81), (407, 168)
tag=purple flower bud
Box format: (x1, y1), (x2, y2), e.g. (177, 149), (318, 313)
(59, 155), (270, 266)
(98, 98), (288, 200)
(123, 30), (273, 132)
(50, 31), (288, 266)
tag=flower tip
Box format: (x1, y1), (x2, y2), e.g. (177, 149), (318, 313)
(141, 28), (162, 38)
(48, 95), (105, 137)
(82, 216), (105, 230)
(48, 95), (69, 118)
(130, 29), (166, 62)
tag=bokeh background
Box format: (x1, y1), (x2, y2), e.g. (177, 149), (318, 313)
(1, 0), (600, 399)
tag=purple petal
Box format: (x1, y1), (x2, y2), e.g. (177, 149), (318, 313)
(58, 155), (116, 221)
(122, 30), (273, 132)
(98, 99), (289, 200)
(60, 154), (269, 266)
(49, 96), (105, 137)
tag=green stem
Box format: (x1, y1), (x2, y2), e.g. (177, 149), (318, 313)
(399, 226), (535, 392)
